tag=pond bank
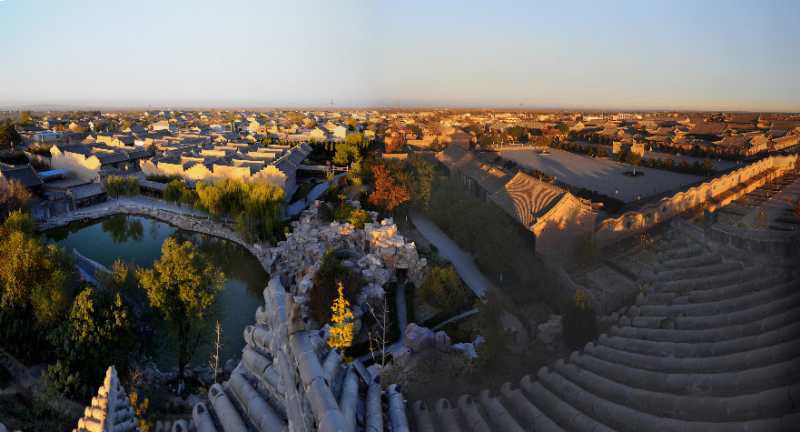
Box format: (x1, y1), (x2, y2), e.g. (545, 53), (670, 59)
(37, 196), (274, 269)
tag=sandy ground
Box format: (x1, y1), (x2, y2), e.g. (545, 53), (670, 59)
(500, 148), (703, 203)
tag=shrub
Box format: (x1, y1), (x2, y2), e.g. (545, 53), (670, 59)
(348, 208), (371, 229)
(418, 265), (471, 314)
(561, 288), (598, 350)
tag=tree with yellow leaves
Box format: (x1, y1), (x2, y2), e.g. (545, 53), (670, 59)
(328, 282), (354, 352)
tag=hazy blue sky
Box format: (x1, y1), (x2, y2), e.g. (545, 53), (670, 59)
(1, 0), (798, 111)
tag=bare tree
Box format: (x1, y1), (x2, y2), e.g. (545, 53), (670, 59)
(367, 297), (391, 368)
(209, 320), (223, 384)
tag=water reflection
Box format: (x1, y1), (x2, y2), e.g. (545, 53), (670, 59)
(45, 215), (268, 368)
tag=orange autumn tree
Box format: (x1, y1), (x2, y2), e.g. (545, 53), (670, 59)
(368, 164), (409, 212)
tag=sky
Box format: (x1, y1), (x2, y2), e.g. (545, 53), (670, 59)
(0, 0), (798, 111)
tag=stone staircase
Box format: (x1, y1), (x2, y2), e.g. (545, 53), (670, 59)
(410, 226), (800, 431)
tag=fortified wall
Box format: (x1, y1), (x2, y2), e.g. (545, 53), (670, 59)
(593, 154), (799, 246)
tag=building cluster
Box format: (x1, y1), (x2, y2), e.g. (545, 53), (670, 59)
(566, 112), (800, 157)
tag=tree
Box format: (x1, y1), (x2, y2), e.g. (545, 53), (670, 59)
(0, 120), (22, 151)
(0, 178), (31, 219)
(333, 134), (363, 166)
(327, 282), (354, 352)
(366, 296), (391, 368)
(556, 122), (570, 135)
(48, 287), (133, 398)
(137, 238), (224, 389)
(418, 265), (471, 314)
(2, 209), (34, 235)
(104, 176), (139, 198)
(209, 320), (223, 384)
(347, 208), (370, 229)
(404, 156), (438, 210)
(310, 250), (362, 324)
(0, 230), (73, 327)
(163, 179), (185, 203)
(368, 164), (409, 212)
(196, 179), (284, 242)
(562, 288), (597, 350)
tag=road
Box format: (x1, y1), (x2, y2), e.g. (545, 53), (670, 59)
(409, 210), (492, 299)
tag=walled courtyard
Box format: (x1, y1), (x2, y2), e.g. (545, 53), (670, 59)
(500, 148), (703, 203)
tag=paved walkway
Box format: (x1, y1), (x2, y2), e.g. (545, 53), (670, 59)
(409, 210), (492, 298)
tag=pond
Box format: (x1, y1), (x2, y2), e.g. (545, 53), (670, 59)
(45, 215), (268, 370)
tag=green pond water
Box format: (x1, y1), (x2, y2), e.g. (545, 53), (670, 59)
(45, 215), (268, 369)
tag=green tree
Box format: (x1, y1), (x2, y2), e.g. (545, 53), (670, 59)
(404, 156), (438, 210)
(0, 225), (74, 362)
(47, 286), (133, 399)
(0, 178), (31, 219)
(348, 208), (370, 229)
(196, 179), (284, 242)
(2, 209), (35, 234)
(0, 120), (22, 151)
(0, 231), (73, 326)
(137, 238), (224, 386)
(418, 265), (471, 314)
(333, 133), (365, 166)
(163, 179), (184, 203)
(104, 176), (140, 198)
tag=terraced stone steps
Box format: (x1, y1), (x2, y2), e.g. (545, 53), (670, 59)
(570, 350), (800, 397)
(409, 222), (799, 431)
(588, 337), (800, 373)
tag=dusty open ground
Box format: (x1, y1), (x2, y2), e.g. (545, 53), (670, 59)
(500, 148), (703, 203)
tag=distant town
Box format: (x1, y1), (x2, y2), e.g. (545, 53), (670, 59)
(0, 108), (798, 431)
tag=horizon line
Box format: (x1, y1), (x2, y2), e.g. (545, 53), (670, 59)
(2, 102), (798, 114)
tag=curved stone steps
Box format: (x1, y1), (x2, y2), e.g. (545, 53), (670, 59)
(612, 305), (800, 343)
(630, 290), (800, 330)
(677, 274), (793, 304)
(659, 267), (762, 294)
(570, 350), (800, 397)
(657, 244), (704, 262)
(587, 337), (800, 374)
(638, 281), (796, 318)
(655, 262), (742, 283)
(551, 360), (798, 423)
(599, 320), (800, 358)
(536, 364), (790, 432)
(659, 252), (721, 270)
